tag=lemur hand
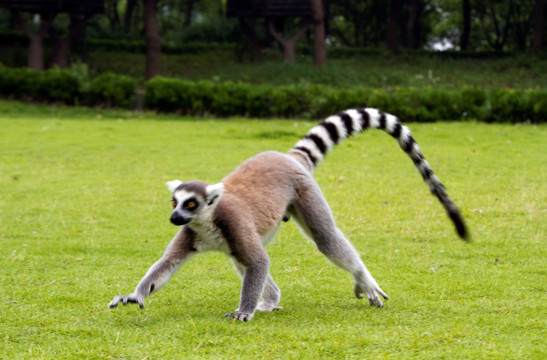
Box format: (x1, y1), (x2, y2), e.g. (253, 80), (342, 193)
(109, 293), (144, 309)
(354, 283), (389, 308)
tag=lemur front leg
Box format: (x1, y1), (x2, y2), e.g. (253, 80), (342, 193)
(231, 259), (282, 312)
(224, 239), (270, 321)
(109, 227), (196, 309)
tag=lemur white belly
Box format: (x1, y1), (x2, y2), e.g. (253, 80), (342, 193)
(189, 221), (230, 253)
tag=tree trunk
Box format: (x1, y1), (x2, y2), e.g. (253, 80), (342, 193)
(9, 9), (17, 30)
(460, 0), (471, 50)
(387, 0), (401, 54)
(407, 0), (421, 49)
(107, 0), (120, 27)
(13, 11), (56, 71)
(184, 0), (194, 27)
(51, 37), (70, 69)
(51, 13), (86, 69)
(28, 34), (45, 70)
(310, 0), (326, 67)
(238, 17), (264, 62)
(124, 0), (137, 32)
(144, 0), (161, 80)
(533, 0), (545, 54)
(218, 0), (223, 17)
(267, 20), (310, 63)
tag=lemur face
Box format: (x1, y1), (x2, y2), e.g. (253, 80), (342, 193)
(166, 180), (224, 226)
(170, 190), (204, 226)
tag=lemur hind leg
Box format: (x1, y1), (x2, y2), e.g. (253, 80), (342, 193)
(257, 275), (282, 311)
(231, 259), (282, 312)
(291, 182), (389, 307)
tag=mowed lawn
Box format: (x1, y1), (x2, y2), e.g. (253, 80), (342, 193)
(0, 101), (545, 359)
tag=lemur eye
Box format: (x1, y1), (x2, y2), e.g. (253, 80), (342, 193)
(183, 198), (199, 211)
(172, 200), (177, 208)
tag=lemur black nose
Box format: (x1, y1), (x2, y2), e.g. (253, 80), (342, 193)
(170, 212), (191, 226)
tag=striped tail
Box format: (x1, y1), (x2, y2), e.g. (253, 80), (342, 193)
(289, 108), (469, 241)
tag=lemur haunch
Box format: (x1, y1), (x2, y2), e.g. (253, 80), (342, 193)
(109, 108), (469, 321)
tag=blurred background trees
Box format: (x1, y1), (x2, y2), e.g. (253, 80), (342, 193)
(0, 0), (544, 77)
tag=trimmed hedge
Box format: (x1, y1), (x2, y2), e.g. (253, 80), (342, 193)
(0, 66), (79, 103)
(144, 77), (546, 123)
(0, 65), (135, 108)
(488, 88), (547, 123)
(0, 65), (545, 122)
(89, 72), (136, 108)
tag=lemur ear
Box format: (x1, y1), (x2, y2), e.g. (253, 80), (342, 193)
(205, 183), (224, 206)
(166, 180), (183, 193)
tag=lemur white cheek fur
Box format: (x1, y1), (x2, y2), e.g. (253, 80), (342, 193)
(109, 107), (469, 322)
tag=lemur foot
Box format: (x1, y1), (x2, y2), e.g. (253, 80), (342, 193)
(256, 301), (283, 312)
(109, 293), (144, 309)
(354, 283), (389, 308)
(225, 311), (254, 322)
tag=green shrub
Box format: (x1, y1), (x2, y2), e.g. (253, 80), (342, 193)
(0, 65), (79, 103)
(188, 81), (216, 114)
(144, 77), (215, 114)
(143, 80), (504, 122)
(457, 86), (488, 120)
(66, 62), (91, 94)
(387, 87), (429, 121)
(486, 88), (547, 123)
(488, 89), (530, 123)
(0, 65), (40, 98)
(145, 78), (273, 117)
(420, 87), (460, 122)
(210, 81), (253, 116)
(36, 68), (80, 104)
(245, 85), (273, 118)
(0, 65), (136, 107)
(143, 76), (185, 112)
(89, 72), (136, 108)
(270, 85), (312, 118)
(527, 89), (547, 123)
(305, 86), (370, 118)
(367, 89), (400, 116)
(2, 63), (539, 123)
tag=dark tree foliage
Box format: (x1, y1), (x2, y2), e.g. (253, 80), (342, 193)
(0, 0), (545, 73)
(328, 1), (387, 47)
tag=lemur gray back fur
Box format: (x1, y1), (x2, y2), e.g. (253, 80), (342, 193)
(289, 108), (469, 240)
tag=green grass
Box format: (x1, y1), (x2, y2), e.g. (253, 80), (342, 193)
(82, 50), (547, 91)
(0, 100), (545, 359)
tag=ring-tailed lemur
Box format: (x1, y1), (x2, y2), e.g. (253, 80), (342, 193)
(109, 108), (469, 321)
